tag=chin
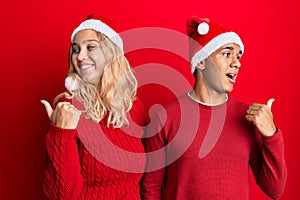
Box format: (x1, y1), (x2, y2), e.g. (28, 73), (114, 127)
(225, 87), (234, 93)
(88, 79), (100, 86)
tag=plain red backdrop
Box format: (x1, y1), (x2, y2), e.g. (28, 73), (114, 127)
(0, 0), (299, 199)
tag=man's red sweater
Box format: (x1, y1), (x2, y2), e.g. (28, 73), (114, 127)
(141, 94), (287, 200)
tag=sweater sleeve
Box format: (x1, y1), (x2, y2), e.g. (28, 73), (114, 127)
(141, 112), (166, 200)
(43, 123), (83, 200)
(250, 129), (287, 199)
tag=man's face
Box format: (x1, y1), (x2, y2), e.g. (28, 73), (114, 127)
(202, 43), (242, 93)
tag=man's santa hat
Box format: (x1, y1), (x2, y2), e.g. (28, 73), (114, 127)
(186, 16), (244, 73)
(71, 13), (123, 52)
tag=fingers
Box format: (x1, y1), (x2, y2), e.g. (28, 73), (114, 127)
(246, 104), (268, 123)
(246, 98), (277, 136)
(247, 98), (275, 115)
(41, 100), (53, 118)
(53, 101), (82, 129)
(55, 102), (82, 119)
(246, 108), (261, 124)
(41, 100), (82, 129)
(245, 114), (257, 126)
(267, 98), (275, 110)
(247, 104), (266, 114)
(56, 101), (72, 109)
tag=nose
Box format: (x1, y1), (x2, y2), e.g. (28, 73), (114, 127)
(231, 57), (241, 69)
(78, 50), (88, 61)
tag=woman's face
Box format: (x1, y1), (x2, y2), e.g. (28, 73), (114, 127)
(71, 29), (106, 86)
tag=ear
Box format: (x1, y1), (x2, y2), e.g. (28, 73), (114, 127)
(196, 61), (205, 70)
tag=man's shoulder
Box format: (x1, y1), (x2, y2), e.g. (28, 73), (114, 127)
(148, 94), (191, 118)
(165, 93), (190, 105)
(228, 95), (249, 110)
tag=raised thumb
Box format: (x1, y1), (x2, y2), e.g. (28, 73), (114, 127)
(266, 98), (275, 110)
(41, 100), (53, 118)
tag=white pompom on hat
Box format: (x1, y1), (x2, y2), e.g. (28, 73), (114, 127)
(186, 16), (244, 73)
(65, 75), (78, 91)
(71, 13), (123, 53)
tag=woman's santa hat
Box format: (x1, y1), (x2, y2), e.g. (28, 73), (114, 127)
(71, 13), (123, 52)
(186, 16), (244, 73)
(66, 14), (123, 92)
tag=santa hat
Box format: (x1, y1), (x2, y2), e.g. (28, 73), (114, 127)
(186, 16), (244, 73)
(71, 13), (123, 53)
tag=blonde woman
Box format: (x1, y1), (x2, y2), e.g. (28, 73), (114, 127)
(41, 14), (147, 200)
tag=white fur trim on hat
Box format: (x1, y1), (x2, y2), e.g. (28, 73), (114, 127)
(190, 32), (244, 73)
(71, 19), (123, 52)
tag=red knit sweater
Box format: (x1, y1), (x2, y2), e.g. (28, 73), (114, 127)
(141, 94), (287, 200)
(43, 99), (147, 200)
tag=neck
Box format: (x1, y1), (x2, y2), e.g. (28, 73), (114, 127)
(190, 81), (228, 106)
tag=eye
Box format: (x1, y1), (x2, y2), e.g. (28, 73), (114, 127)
(72, 45), (80, 54)
(87, 45), (95, 51)
(223, 52), (230, 57)
(236, 55), (241, 60)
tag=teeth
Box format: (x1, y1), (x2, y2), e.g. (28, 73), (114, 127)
(81, 64), (93, 69)
(226, 73), (235, 79)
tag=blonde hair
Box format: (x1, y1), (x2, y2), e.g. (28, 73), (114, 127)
(63, 31), (137, 128)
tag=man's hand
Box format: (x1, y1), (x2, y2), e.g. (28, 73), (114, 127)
(41, 100), (81, 129)
(246, 98), (277, 137)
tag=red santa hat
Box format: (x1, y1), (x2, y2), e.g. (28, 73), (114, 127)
(71, 13), (123, 53)
(186, 16), (244, 73)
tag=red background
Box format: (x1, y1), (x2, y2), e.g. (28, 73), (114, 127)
(1, 0), (299, 199)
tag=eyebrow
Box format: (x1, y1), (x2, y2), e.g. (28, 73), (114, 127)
(72, 39), (100, 45)
(221, 46), (243, 55)
(221, 46), (234, 50)
(86, 39), (100, 43)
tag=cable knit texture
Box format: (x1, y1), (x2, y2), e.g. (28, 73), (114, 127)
(43, 99), (147, 200)
(141, 94), (287, 200)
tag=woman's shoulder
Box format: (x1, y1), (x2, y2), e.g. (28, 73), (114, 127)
(129, 97), (150, 126)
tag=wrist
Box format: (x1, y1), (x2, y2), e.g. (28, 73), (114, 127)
(262, 127), (278, 137)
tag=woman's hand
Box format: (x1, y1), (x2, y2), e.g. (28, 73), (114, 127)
(41, 100), (81, 129)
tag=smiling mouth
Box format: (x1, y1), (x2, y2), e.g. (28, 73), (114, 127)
(79, 64), (94, 74)
(80, 64), (94, 69)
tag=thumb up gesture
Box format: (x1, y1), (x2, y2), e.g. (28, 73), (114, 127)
(41, 100), (81, 129)
(246, 98), (277, 137)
